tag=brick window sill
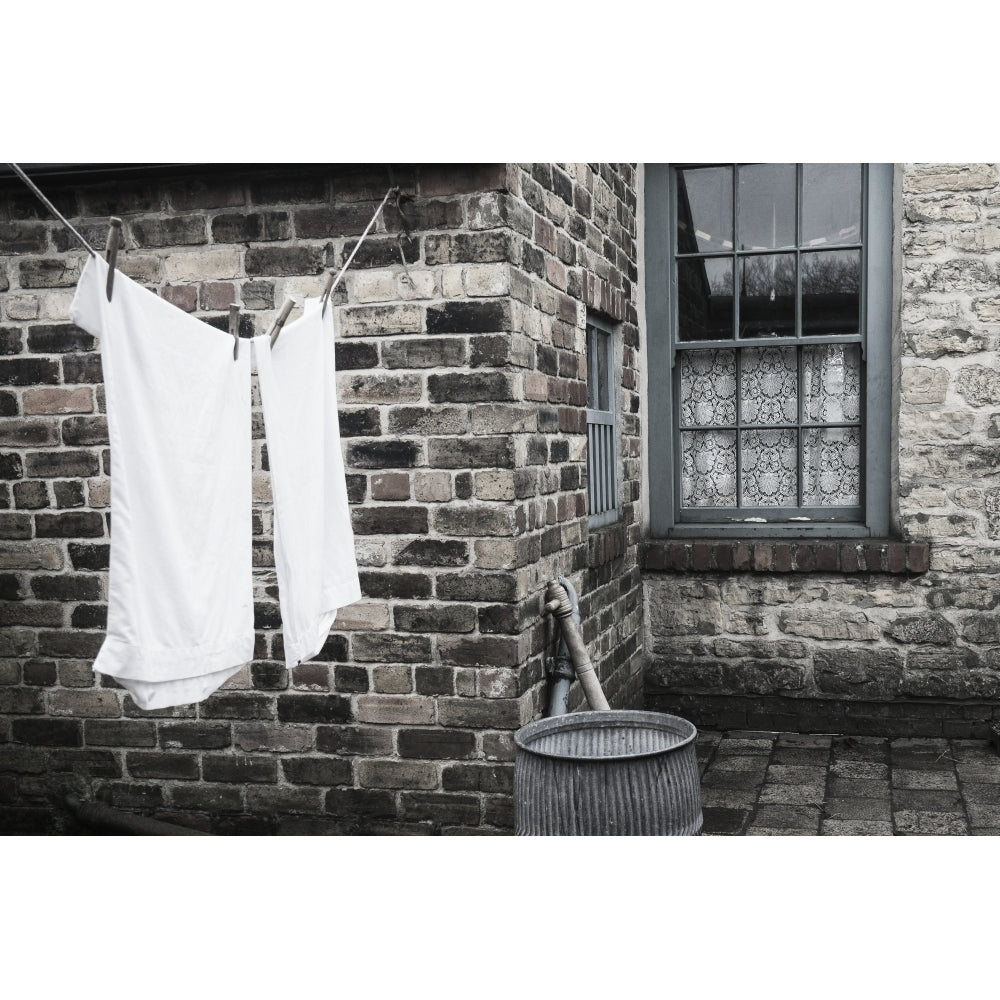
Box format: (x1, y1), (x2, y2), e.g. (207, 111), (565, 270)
(642, 539), (930, 574)
(588, 522), (626, 568)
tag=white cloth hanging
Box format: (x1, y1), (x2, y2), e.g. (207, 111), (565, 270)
(253, 300), (361, 668)
(70, 255), (254, 709)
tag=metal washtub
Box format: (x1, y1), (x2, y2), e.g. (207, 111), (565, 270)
(514, 710), (703, 836)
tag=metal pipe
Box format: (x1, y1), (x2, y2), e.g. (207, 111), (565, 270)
(545, 576), (579, 716)
(65, 795), (210, 836)
(543, 577), (610, 714)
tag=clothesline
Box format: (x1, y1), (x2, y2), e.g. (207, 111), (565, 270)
(8, 163), (97, 256)
(7, 163), (405, 349)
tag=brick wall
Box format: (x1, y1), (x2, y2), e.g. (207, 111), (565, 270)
(644, 163), (1000, 739)
(0, 162), (642, 834)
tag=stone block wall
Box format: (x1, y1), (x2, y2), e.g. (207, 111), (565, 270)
(644, 163), (1000, 739)
(0, 162), (642, 834)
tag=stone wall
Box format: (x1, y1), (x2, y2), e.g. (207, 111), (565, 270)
(0, 162), (642, 834)
(644, 163), (1000, 739)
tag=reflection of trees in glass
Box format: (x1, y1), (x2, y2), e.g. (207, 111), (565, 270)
(741, 255), (795, 297)
(802, 252), (859, 293)
(707, 266), (731, 295)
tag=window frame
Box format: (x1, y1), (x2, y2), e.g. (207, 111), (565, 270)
(586, 312), (620, 530)
(645, 162), (893, 539)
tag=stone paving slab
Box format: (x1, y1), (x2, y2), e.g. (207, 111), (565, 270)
(821, 797), (892, 822)
(771, 748), (832, 766)
(820, 819), (893, 836)
(766, 764), (828, 784)
(892, 769), (959, 790)
(701, 807), (749, 835)
(962, 783), (1000, 804)
(894, 811), (968, 836)
(702, 769), (766, 790)
(758, 783), (826, 806)
(891, 788), (963, 812)
(830, 761), (890, 780)
(750, 804), (822, 832)
(711, 755), (770, 773)
(700, 788), (760, 810)
(890, 752), (957, 772)
(697, 730), (998, 836)
(747, 827), (813, 835)
(966, 802), (999, 827)
(957, 763), (1000, 783)
(828, 777), (892, 799)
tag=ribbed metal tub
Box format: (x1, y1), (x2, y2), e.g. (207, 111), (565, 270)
(514, 710), (702, 836)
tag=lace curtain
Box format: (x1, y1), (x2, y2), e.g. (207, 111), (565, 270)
(679, 345), (861, 509)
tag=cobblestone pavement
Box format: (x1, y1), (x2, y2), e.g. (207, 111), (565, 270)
(696, 731), (1000, 835)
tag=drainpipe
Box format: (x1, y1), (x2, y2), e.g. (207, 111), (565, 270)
(543, 576), (611, 715)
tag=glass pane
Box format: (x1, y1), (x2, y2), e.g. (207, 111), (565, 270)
(586, 327), (597, 408)
(596, 330), (610, 411)
(802, 163), (861, 246)
(681, 430), (737, 507)
(802, 249), (860, 335)
(677, 166), (733, 254)
(741, 429), (797, 506)
(741, 347), (797, 425)
(679, 350), (737, 427)
(803, 344), (861, 423)
(738, 163), (796, 250)
(802, 427), (861, 505)
(739, 253), (795, 337)
(678, 258), (733, 341)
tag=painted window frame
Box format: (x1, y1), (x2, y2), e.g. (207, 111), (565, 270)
(586, 312), (619, 530)
(645, 163), (893, 538)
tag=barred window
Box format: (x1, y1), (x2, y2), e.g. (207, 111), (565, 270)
(586, 314), (618, 528)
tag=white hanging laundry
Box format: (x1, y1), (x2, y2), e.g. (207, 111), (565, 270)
(253, 300), (361, 669)
(69, 255), (254, 709)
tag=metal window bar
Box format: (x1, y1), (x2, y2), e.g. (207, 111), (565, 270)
(586, 317), (618, 529)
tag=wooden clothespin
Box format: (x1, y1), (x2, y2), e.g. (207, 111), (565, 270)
(105, 217), (122, 302)
(229, 304), (240, 360)
(268, 299), (296, 348)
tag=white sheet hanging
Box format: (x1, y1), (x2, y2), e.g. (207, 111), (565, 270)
(69, 255), (254, 709)
(253, 299), (361, 668)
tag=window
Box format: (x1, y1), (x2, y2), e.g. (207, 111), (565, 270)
(645, 163), (893, 537)
(586, 314), (618, 528)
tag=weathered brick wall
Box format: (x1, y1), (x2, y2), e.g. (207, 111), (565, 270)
(0, 162), (642, 833)
(504, 164), (643, 713)
(644, 163), (1000, 739)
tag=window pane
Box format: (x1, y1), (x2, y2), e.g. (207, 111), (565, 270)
(741, 429), (797, 506)
(739, 253), (795, 337)
(741, 346), (797, 425)
(802, 249), (860, 335)
(802, 427), (860, 505)
(802, 163), (861, 246)
(597, 330), (610, 411)
(677, 166), (733, 254)
(681, 430), (737, 507)
(738, 163), (796, 250)
(678, 258), (733, 341)
(679, 350), (737, 427)
(803, 344), (861, 423)
(586, 327), (597, 408)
